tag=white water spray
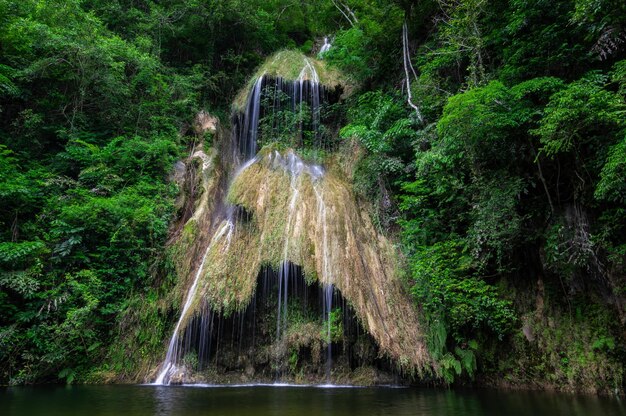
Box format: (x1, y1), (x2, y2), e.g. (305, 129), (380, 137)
(319, 37), (332, 55)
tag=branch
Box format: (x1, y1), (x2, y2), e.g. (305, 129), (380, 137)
(402, 21), (423, 123)
(529, 143), (554, 215)
(331, 0), (355, 27)
(342, 1), (359, 24)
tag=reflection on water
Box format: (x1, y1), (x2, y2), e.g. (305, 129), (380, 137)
(2, 385), (624, 416)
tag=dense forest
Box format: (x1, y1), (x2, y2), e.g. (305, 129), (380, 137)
(0, 0), (625, 393)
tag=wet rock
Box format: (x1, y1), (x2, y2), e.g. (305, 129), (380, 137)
(169, 371), (185, 385)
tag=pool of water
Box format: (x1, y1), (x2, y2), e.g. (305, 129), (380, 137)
(1, 384), (623, 416)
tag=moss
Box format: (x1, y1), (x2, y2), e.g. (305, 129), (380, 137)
(182, 219), (199, 240)
(350, 367), (379, 386)
(258, 50), (343, 86)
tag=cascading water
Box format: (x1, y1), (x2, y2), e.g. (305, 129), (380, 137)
(299, 59), (322, 146)
(154, 213), (235, 385)
(231, 58), (330, 157)
(275, 152), (303, 345)
(152, 51), (429, 386)
(153, 148), (262, 385)
(233, 65), (328, 361)
(135, 45), (436, 390)
(265, 150), (326, 378)
(236, 76), (263, 160)
(319, 37), (332, 55)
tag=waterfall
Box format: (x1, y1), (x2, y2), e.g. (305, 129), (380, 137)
(153, 149), (261, 385)
(299, 59), (322, 147)
(232, 58), (329, 155)
(319, 37), (332, 55)
(238, 76), (263, 160)
(275, 152), (303, 344)
(154, 215), (235, 385)
(268, 150), (325, 378)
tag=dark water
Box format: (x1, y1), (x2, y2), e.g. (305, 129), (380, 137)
(1, 384), (623, 416)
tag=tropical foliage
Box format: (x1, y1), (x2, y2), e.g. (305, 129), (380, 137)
(1, 0), (625, 391)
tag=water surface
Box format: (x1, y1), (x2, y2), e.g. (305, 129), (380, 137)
(1, 384), (623, 416)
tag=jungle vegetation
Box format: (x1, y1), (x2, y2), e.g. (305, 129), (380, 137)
(0, 0), (624, 391)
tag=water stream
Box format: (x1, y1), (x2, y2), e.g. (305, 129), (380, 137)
(154, 216), (236, 385)
(320, 37), (332, 55)
(232, 58), (329, 156)
(313, 183), (334, 382)
(275, 152), (303, 345)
